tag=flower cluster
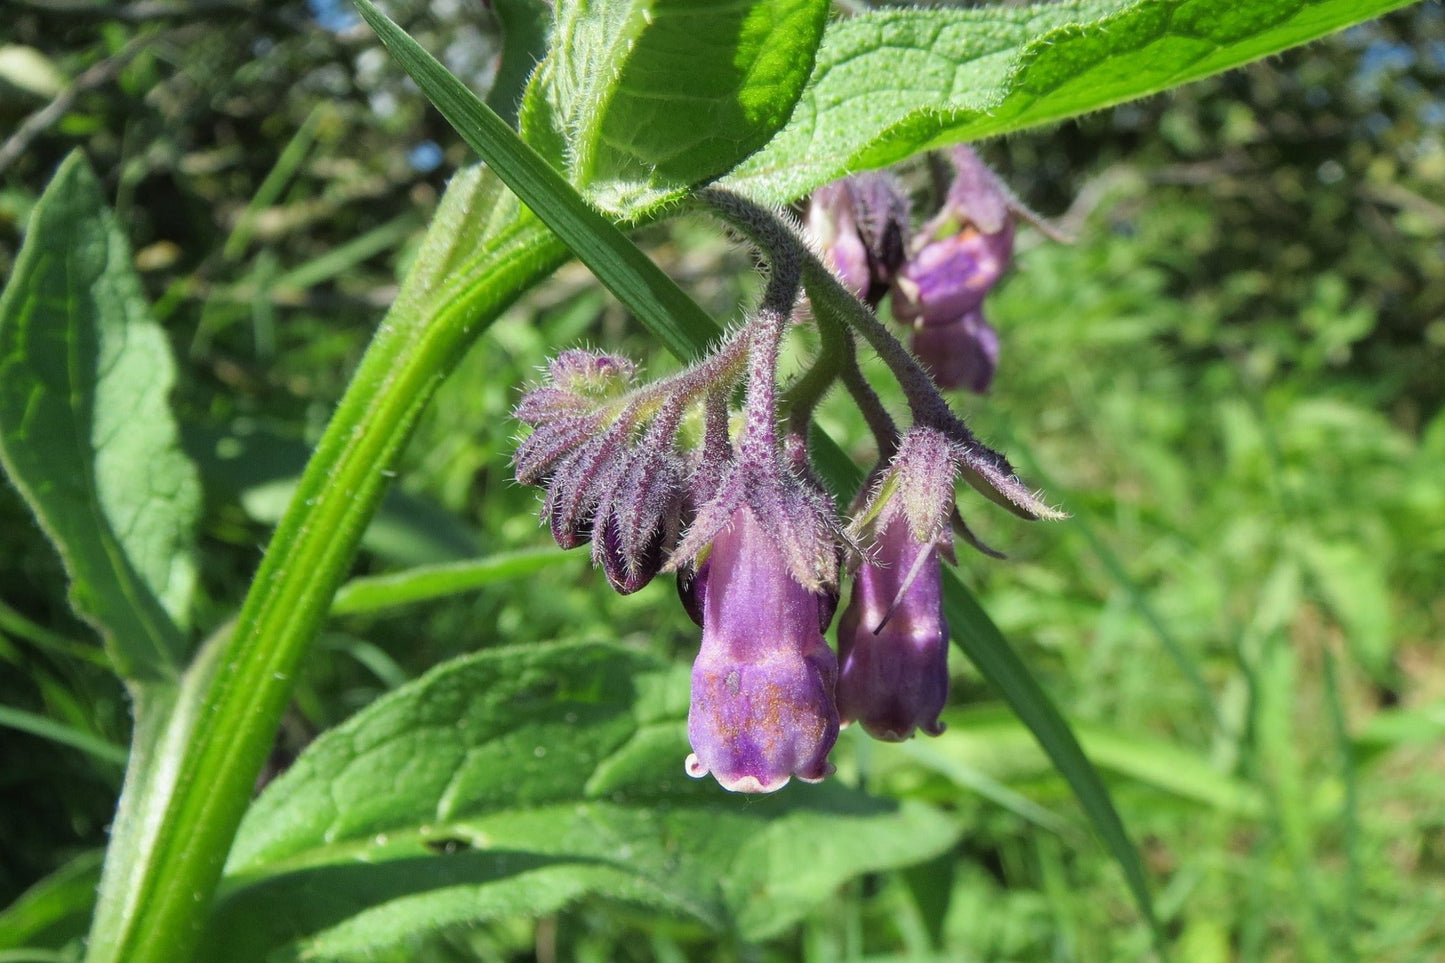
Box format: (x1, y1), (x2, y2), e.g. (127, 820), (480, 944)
(513, 177), (1060, 794)
(807, 147), (1054, 394)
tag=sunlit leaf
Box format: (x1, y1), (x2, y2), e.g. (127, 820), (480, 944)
(726, 0), (1419, 204)
(521, 0), (829, 215)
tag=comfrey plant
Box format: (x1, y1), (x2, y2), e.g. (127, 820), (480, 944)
(514, 181), (1063, 791)
(0, 1), (1408, 960)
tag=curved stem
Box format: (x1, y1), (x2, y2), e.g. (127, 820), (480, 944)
(839, 337), (898, 462)
(783, 308), (848, 436)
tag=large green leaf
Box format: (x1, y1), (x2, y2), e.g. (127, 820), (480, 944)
(520, 0), (829, 216)
(725, 0), (1420, 204)
(0, 152), (201, 683)
(215, 641), (958, 959)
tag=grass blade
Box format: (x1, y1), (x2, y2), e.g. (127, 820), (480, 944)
(0, 704), (127, 766)
(330, 548), (574, 615)
(942, 568), (1162, 942)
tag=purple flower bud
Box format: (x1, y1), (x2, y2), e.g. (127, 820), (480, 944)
(891, 225), (1013, 328)
(837, 517), (949, 742)
(592, 446), (682, 594)
(908, 309), (999, 394)
(685, 506), (840, 793)
(546, 349), (635, 398)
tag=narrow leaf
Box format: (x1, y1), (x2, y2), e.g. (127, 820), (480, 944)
(726, 0), (1420, 204)
(330, 548), (575, 615)
(0, 704), (127, 766)
(0, 152), (201, 682)
(941, 569), (1162, 938)
(0, 850), (104, 952)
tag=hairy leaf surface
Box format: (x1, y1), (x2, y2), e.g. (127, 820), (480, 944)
(217, 641), (957, 958)
(726, 0), (1419, 204)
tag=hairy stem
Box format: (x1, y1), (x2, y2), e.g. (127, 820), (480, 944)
(839, 340), (898, 462)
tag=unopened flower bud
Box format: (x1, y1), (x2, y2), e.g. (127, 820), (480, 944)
(546, 349), (636, 398)
(685, 506), (839, 793)
(806, 182), (871, 300)
(592, 445), (683, 594)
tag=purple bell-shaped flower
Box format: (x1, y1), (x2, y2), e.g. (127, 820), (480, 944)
(908, 308), (1000, 395)
(685, 505), (839, 793)
(837, 428), (966, 741)
(837, 515), (950, 741)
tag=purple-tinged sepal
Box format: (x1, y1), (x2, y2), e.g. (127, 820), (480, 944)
(667, 457), (844, 594)
(685, 506), (839, 792)
(546, 348), (636, 398)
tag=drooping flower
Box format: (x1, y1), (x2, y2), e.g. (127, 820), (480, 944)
(890, 147), (1026, 393)
(837, 514), (949, 741)
(684, 505), (839, 792)
(907, 308), (1000, 395)
(837, 428), (962, 741)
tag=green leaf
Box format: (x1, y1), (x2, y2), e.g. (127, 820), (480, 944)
(354, 0), (719, 360)
(214, 641), (958, 958)
(726, 0), (1420, 204)
(521, 0), (829, 216)
(0, 152), (201, 683)
(0, 703), (127, 767)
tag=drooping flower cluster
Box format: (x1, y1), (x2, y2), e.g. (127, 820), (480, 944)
(513, 175), (1062, 794)
(807, 146), (1055, 394)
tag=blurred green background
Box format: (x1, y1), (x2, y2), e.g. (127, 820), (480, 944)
(2, 1), (1443, 959)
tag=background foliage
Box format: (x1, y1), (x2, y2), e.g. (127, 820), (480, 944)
(2, 0), (1442, 960)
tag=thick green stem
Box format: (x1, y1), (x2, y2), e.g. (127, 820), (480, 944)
(84, 206), (566, 963)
